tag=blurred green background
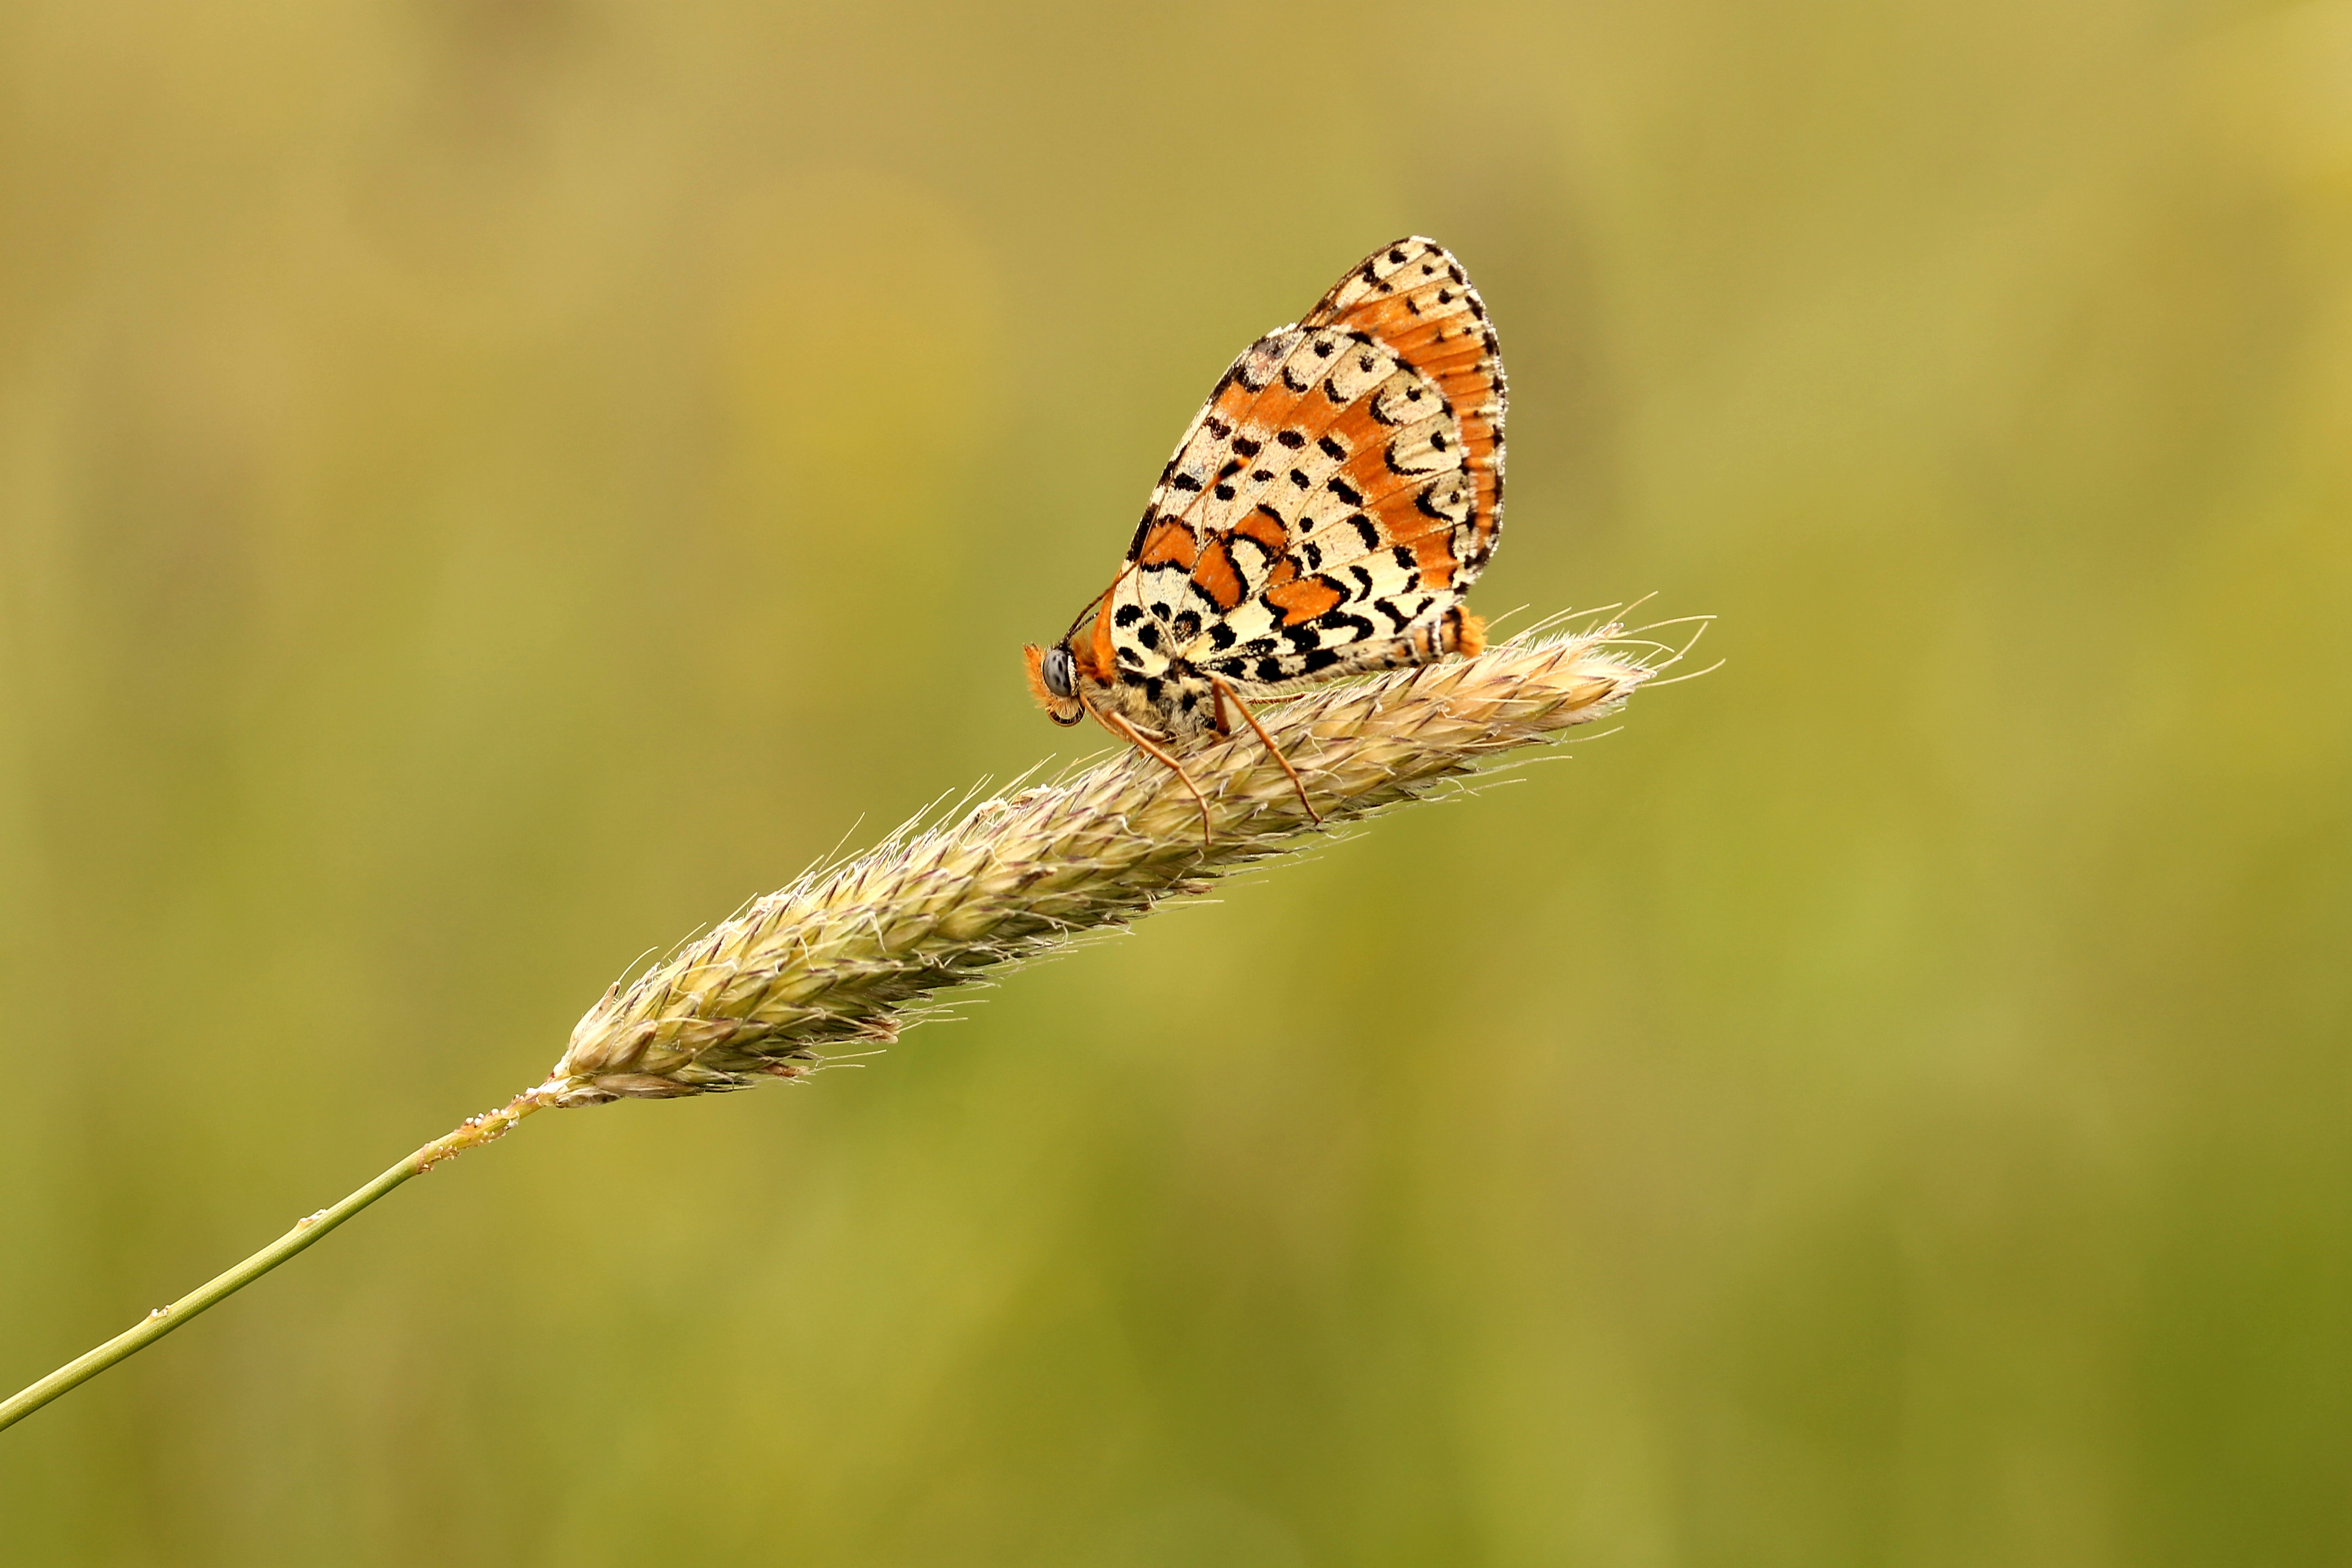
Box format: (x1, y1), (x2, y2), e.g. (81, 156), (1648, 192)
(3, 0), (2349, 1562)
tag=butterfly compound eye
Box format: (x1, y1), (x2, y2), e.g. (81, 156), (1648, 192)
(1023, 641), (1086, 726)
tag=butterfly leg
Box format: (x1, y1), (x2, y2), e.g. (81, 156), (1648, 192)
(1208, 676), (1321, 825)
(1088, 700), (1215, 847)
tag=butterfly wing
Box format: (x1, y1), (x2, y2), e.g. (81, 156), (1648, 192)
(1112, 236), (1506, 694)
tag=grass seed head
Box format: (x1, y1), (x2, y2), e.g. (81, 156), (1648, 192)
(543, 628), (1657, 1107)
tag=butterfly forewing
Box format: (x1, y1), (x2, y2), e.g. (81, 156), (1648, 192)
(1115, 237), (1505, 696)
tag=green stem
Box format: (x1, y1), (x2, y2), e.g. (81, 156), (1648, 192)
(0, 1086), (554, 1434)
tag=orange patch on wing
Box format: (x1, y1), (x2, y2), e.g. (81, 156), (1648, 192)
(1410, 532), (1458, 591)
(1266, 574), (1343, 625)
(1237, 378), (1308, 434)
(1336, 462), (1412, 525)
(1211, 382), (1257, 422)
(1387, 322), (1462, 362)
(1135, 519), (1199, 569)
(1323, 293), (1487, 385)
(1324, 399), (1392, 452)
(1326, 406), (1412, 514)
(1361, 484), (1446, 548)
(1229, 508), (1287, 556)
(1191, 537), (1246, 612)
(1428, 377), (1490, 424)
(1325, 293), (1415, 340)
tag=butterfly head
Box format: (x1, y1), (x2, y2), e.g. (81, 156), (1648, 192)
(1023, 641), (1086, 726)
(1026, 587), (1121, 727)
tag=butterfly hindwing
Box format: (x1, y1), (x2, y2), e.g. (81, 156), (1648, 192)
(1112, 237), (1505, 698)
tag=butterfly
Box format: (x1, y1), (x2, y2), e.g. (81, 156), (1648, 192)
(1024, 236), (1506, 836)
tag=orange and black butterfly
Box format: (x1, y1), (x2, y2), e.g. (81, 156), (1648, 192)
(1025, 237), (1506, 831)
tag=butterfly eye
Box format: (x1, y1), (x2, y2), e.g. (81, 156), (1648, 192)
(1041, 646), (1077, 701)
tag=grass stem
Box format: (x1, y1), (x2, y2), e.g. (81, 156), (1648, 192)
(0, 1090), (549, 1433)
